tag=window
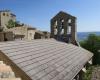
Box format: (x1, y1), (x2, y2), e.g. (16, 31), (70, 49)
(67, 26), (71, 34)
(54, 21), (57, 28)
(3, 13), (5, 16)
(68, 19), (71, 23)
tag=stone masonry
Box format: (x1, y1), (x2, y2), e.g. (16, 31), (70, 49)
(0, 61), (21, 80)
(51, 11), (78, 45)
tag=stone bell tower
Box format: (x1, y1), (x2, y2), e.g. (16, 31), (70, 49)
(50, 11), (78, 45)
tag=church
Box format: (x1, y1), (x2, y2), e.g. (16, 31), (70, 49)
(0, 11), (93, 80)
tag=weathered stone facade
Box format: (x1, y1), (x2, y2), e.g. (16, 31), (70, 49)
(0, 32), (14, 42)
(43, 31), (50, 39)
(6, 26), (36, 40)
(5, 26), (50, 40)
(51, 11), (78, 45)
(0, 61), (21, 80)
(27, 28), (36, 40)
(0, 32), (4, 41)
(0, 10), (51, 41)
(0, 10), (16, 30)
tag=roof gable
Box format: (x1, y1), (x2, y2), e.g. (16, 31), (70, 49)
(51, 11), (76, 21)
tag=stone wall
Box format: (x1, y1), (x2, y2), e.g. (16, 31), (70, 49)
(50, 11), (78, 45)
(27, 30), (35, 40)
(0, 32), (4, 41)
(0, 32), (13, 42)
(5, 26), (50, 40)
(5, 27), (28, 40)
(5, 32), (14, 41)
(0, 60), (21, 80)
(0, 10), (16, 30)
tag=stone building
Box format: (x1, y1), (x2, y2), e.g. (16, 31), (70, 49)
(5, 25), (50, 40)
(0, 31), (14, 41)
(34, 30), (45, 39)
(43, 31), (51, 39)
(6, 25), (36, 40)
(0, 10), (16, 30)
(0, 10), (50, 41)
(51, 11), (78, 45)
(0, 11), (93, 80)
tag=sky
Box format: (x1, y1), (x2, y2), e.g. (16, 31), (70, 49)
(0, 0), (100, 32)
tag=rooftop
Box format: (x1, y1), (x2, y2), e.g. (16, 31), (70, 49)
(51, 11), (76, 21)
(0, 10), (10, 12)
(0, 39), (93, 80)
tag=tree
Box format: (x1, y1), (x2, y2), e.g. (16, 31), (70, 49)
(6, 19), (15, 29)
(80, 34), (100, 65)
(6, 20), (23, 29)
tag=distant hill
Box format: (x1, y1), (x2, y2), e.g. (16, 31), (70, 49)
(77, 32), (100, 41)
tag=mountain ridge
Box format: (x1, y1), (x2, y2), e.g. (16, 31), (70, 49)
(77, 32), (100, 41)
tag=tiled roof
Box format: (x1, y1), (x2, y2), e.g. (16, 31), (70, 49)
(0, 39), (93, 80)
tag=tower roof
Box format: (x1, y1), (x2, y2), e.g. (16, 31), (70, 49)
(51, 11), (76, 21)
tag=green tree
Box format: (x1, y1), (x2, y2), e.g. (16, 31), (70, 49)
(6, 20), (22, 29)
(80, 34), (100, 65)
(6, 19), (15, 29)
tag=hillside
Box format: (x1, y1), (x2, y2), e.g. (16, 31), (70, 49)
(77, 32), (100, 41)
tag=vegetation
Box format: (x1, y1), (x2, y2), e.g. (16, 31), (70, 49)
(83, 66), (93, 80)
(83, 65), (100, 80)
(80, 34), (100, 65)
(6, 19), (23, 29)
(6, 19), (15, 29)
